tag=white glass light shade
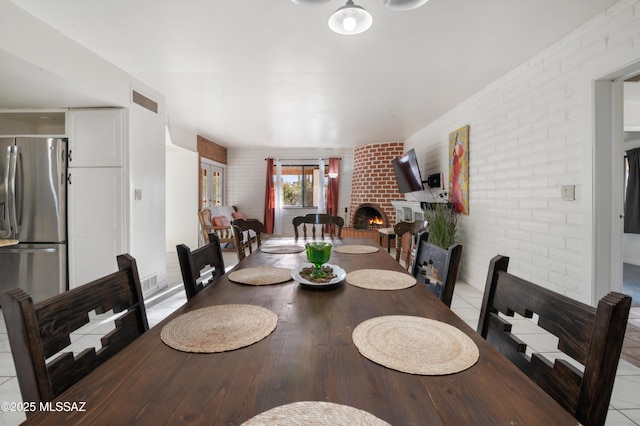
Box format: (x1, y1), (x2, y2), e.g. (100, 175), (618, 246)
(328, 172), (339, 179)
(328, 1), (373, 35)
(382, 0), (429, 11)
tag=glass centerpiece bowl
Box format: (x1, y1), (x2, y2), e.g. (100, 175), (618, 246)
(305, 242), (333, 279)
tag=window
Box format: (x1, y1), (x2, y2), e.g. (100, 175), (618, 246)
(279, 164), (328, 207)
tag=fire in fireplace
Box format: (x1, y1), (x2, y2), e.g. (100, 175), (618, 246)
(353, 203), (389, 230)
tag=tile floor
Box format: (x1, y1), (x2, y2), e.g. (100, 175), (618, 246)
(0, 251), (638, 425)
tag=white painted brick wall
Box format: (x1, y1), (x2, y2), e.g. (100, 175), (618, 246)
(227, 147), (354, 237)
(404, 0), (640, 301)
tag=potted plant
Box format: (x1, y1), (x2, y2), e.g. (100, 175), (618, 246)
(424, 200), (459, 249)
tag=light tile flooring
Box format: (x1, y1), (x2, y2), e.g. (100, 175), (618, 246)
(0, 250), (638, 425)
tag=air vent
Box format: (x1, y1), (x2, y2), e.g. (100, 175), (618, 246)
(132, 89), (158, 113)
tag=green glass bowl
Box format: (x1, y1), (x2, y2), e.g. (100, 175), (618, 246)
(305, 242), (333, 271)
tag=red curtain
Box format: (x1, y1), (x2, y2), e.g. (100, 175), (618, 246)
(263, 158), (275, 234)
(327, 158), (340, 217)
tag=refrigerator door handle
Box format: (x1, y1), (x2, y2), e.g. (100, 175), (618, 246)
(8, 146), (19, 236)
(0, 247), (57, 254)
(0, 146), (11, 238)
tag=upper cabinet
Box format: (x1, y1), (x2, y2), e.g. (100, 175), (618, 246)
(68, 108), (124, 167)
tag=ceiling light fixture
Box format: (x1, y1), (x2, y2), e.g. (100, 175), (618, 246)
(328, 0), (373, 35)
(382, 0), (429, 11)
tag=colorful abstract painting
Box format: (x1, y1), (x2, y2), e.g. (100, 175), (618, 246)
(449, 125), (469, 215)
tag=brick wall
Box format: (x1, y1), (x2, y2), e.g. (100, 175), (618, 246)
(404, 0), (640, 302)
(350, 142), (405, 226)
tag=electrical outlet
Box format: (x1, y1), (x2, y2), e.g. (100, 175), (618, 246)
(561, 185), (575, 201)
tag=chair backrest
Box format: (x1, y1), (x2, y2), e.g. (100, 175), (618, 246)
(393, 220), (429, 270)
(176, 232), (226, 300)
(232, 218), (265, 261)
(198, 208), (214, 243)
(478, 255), (631, 426)
(292, 214), (344, 238)
(412, 233), (462, 308)
(0, 254), (149, 409)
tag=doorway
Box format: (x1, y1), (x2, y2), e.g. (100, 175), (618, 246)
(200, 158), (225, 210)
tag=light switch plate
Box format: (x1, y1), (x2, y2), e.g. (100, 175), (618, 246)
(561, 185), (575, 201)
(134, 189), (142, 200)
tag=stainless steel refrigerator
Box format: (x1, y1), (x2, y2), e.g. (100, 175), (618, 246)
(0, 137), (67, 303)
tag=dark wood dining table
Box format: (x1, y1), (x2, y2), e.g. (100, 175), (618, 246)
(23, 237), (577, 425)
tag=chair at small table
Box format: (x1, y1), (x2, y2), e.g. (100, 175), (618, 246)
(478, 255), (631, 426)
(176, 233), (226, 300)
(393, 220), (428, 270)
(411, 232), (462, 308)
(0, 254), (149, 412)
(232, 218), (265, 261)
(292, 213), (344, 238)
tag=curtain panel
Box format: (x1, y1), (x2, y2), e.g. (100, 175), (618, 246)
(264, 158), (275, 234)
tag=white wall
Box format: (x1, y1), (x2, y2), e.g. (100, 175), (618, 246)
(166, 144), (199, 250)
(404, 0), (640, 303)
(0, 0), (168, 291)
(227, 146), (354, 237)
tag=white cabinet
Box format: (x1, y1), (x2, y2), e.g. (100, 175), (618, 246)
(67, 107), (126, 288)
(68, 109), (123, 167)
(67, 167), (125, 288)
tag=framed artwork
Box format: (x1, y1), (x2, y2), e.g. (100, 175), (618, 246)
(449, 125), (469, 215)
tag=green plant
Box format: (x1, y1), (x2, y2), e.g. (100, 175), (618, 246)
(424, 203), (459, 249)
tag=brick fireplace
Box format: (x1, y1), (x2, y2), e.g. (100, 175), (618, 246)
(349, 142), (404, 228)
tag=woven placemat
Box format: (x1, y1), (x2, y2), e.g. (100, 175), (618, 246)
(352, 315), (479, 375)
(161, 304), (277, 353)
(260, 245), (305, 254)
(333, 245), (379, 254)
(241, 401), (390, 426)
(346, 269), (416, 290)
(228, 266), (292, 285)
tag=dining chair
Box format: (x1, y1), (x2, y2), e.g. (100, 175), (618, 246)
(176, 232), (226, 299)
(478, 255), (631, 426)
(232, 218), (265, 261)
(292, 213), (344, 238)
(411, 232), (462, 308)
(0, 254), (149, 411)
(393, 220), (429, 270)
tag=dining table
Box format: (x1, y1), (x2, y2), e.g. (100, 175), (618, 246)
(22, 237), (577, 425)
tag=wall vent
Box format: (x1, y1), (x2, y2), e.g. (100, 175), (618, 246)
(142, 274), (158, 292)
(132, 89), (158, 113)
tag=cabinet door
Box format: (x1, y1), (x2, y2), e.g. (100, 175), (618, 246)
(68, 109), (123, 167)
(67, 167), (124, 288)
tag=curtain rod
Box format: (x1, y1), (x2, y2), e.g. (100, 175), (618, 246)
(264, 158), (342, 161)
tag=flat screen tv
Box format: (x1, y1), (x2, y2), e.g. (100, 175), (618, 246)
(392, 149), (424, 193)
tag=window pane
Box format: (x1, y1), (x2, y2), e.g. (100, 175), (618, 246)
(281, 166), (303, 206)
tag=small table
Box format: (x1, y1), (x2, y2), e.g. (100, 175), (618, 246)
(378, 227), (395, 253)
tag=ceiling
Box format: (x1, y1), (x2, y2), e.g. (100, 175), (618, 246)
(3, 0), (621, 148)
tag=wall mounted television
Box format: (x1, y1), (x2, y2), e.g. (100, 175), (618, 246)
(392, 149), (425, 193)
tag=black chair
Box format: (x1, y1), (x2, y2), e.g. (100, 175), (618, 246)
(411, 232), (462, 308)
(176, 232), (226, 300)
(232, 218), (265, 261)
(0, 254), (148, 411)
(478, 255), (631, 426)
(393, 220), (428, 270)
(292, 213), (344, 238)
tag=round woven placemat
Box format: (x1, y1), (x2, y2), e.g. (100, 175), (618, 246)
(160, 304), (277, 353)
(241, 401), (390, 426)
(228, 266), (292, 285)
(346, 269), (416, 290)
(333, 245), (379, 254)
(260, 245), (305, 254)
(352, 315), (479, 375)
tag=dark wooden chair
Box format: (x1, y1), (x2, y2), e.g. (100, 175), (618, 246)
(0, 254), (149, 412)
(232, 218), (265, 261)
(292, 213), (344, 238)
(176, 232), (226, 300)
(393, 220), (428, 270)
(478, 255), (631, 426)
(412, 232), (462, 308)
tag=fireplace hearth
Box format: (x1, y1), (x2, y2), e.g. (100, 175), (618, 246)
(353, 203), (389, 230)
